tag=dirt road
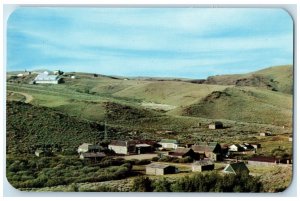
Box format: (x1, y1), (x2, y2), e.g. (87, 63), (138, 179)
(7, 91), (33, 103)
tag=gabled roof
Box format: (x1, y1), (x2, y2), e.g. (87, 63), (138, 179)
(34, 72), (60, 81)
(193, 159), (214, 166)
(224, 162), (249, 174)
(192, 142), (220, 153)
(170, 148), (193, 156)
(159, 139), (178, 144)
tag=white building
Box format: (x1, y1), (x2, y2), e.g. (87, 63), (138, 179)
(108, 140), (135, 155)
(77, 143), (100, 154)
(34, 71), (61, 84)
(158, 139), (178, 149)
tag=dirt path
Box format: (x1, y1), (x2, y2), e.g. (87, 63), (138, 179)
(7, 90), (34, 103)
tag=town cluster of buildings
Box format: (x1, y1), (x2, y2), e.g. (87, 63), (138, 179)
(70, 138), (291, 176)
(103, 139), (261, 161)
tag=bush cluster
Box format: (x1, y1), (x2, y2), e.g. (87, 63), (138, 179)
(131, 171), (263, 192)
(6, 156), (132, 189)
(158, 156), (193, 163)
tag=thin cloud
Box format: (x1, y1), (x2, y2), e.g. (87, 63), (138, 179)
(7, 7), (293, 78)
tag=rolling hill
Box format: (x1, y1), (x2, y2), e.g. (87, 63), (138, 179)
(6, 65), (293, 132)
(203, 65), (293, 94)
(183, 87), (292, 126)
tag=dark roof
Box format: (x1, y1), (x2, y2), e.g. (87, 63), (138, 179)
(224, 162), (249, 174)
(137, 140), (158, 146)
(81, 152), (106, 158)
(248, 156), (277, 163)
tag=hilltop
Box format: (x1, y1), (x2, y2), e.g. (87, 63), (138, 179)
(201, 65), (293, 94)
(183, 87), (292, 126)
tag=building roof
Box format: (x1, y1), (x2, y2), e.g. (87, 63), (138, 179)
(224, 162), (249, 174)
(146, 163), (173, 169)
(159, 139), (178, 144)
(34, 72), (60, 81)
(193, 159), (214, 166)
(137, 140), (158, 146)
(192, 142), (219, 153)
(248, 156), (277, 163)
(135, 144), (151, 148)
(81, 152), (106, 158)
(170, 148), (193, 156)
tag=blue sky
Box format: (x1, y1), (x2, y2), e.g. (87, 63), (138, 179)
(7, 7), (293, 78)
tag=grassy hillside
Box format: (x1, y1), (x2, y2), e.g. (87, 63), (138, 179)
(203, 65), (293, 94)
(183, 87), (292, 127)
(6, 64), (293, 131)
(6, 101), (105, 154)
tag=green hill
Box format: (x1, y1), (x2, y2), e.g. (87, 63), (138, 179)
(204, 65), (293, 94)
(6, 101), (105, 154)
(6, 65), (293, 131)
(183, 87), (292, 126)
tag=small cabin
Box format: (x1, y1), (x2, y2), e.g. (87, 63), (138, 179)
(146, 163), (177, 175)
(208, 121), (223, 129)
(192, 160), (214, 172)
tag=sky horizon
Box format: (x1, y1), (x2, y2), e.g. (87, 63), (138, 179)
(7, 7), (293, 79)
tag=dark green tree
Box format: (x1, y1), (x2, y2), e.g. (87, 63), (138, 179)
(152, 178), (171, 192)
(131, 176), (153, 192)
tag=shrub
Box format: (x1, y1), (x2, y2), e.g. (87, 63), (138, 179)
(135, 159), (151, 165)
(151, 157), (159, 161)
(131, 176), (153, 192)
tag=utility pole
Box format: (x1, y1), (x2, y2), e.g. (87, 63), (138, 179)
(104, 120), (108, 141)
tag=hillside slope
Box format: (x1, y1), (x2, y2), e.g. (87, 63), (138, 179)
(203, 65), (293, 94)
(6, 101), (105, 154)
(183, 87), (292, 126)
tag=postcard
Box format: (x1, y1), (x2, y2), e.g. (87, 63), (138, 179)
(6, 7), (293, 193)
